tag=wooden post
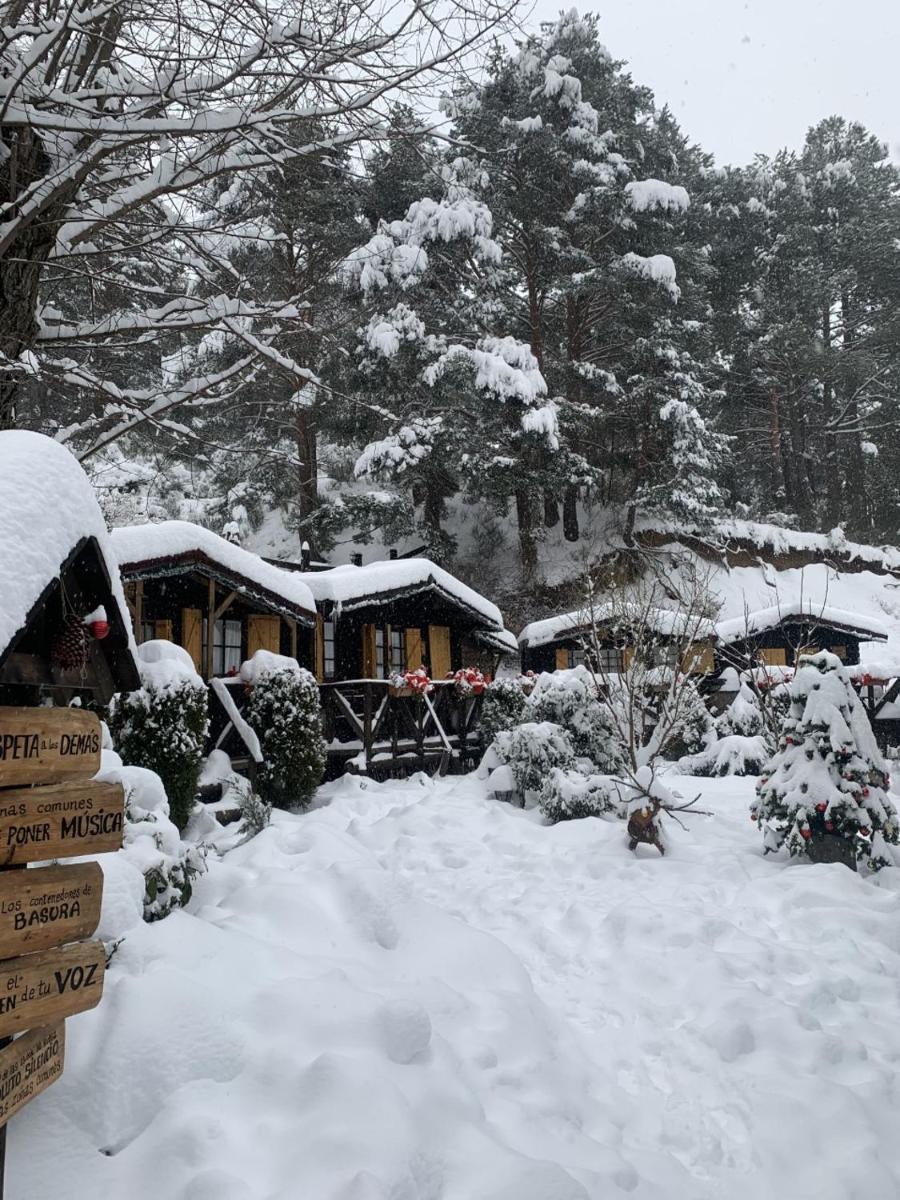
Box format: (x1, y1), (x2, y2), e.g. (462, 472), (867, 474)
(133, 580), (144, 643)
(363, 684), (373, 775)
(205, 577), (216, 679)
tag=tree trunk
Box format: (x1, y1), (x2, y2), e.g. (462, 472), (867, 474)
(563, 485), (579, 541)
(515, 488), (537, 579)
(295, 407), (319, 533)
(543, 492), (560, 527)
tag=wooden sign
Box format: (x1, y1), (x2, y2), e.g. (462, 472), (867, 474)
(0, 864), (102, 960)
(0, 779), (124, 867)
(0, 707), (102, 788)
(0, 1024), (64, 1129)
(0, 941), (105, 1038)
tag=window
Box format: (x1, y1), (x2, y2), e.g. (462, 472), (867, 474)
(323, 619), (336, 680)
(375, 625), (387, 676)
(594, 646), (622, 674)
(202, 617), (242, 676)
(390, 628), (404, 672)
(653, 645), (678, 668)
(140, 621), (155, 644)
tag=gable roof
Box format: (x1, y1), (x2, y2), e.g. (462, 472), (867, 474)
(111, 521), (316, 623)
(297, 559), (505, 629)
(715, 603), (889, 646)
(0, 431), (137, 682)
(519, 604), (715, 649)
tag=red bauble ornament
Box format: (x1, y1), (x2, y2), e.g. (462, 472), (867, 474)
(825, 822), (834, 832)
(785, 737), (794, 745)
(89, 619), (109, 640)
(859, 826), (871, 837)
(800, 828), (812, 840)
(815, 803), (827, 813)
(862, 787), (870, 797)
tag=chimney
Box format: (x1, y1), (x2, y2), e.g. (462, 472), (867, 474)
(350, 552), (363, 567)
(388, 548), (398, 560)
(300, 541), (311, 570)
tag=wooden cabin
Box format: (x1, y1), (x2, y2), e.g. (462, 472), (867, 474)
(518, 606), (716, 677)
(713, 604), (888, 672)
(296, 558), (515, 683)
(111, 522), (318, 678)
(0, 431), (139, 706)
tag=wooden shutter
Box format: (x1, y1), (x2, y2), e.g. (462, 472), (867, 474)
(429, 625), (451, 678)
(759, 647), (787, 667)
(362, 623), (377, 677)
(405, 628), (424, 670)
(155, 619), (173, 642)
(181, 608), (202, 670)
(248, 615), (281, 657)
(315, 616), (325, 682)
(621, 646), (634, 671)
(681, 643), (715, 674)
(555, 647), (570, 671)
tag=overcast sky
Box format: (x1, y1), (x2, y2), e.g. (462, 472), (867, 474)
(527, 0), (900, 165)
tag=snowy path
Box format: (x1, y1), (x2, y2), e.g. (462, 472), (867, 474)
(13, 773), (900, 1199)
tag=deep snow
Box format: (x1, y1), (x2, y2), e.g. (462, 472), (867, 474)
(13, 773), (900, 1199)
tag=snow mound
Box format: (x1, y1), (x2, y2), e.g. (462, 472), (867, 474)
(136, 639), (203, 690)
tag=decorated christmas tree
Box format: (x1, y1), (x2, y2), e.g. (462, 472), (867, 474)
(752, 651), (899, 871)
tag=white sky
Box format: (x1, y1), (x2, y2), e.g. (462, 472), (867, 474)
(527, 0), (900, 165)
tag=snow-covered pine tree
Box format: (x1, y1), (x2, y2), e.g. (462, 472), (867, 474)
(752, 651), (899, 871)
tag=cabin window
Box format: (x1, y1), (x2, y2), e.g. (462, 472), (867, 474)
(323, 619), (336, 680)
(653, 645), (679, 668)
(595, 646), (622, 674)
(831, 644), (847, 661)
(555, 647), (572, 670)
(375, 626), (387, 676)
(140, 621), (156, 644)
(390, 628), (404, 672)
(203, 617), (242, 676)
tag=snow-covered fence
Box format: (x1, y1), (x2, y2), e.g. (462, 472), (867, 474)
(320, 679), (484, 779)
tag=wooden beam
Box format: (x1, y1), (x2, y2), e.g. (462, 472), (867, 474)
(212, 589), (238, 623)
(205, 577), (216, 679)
(286, 617), (297, 660)
(133, 580), (144, 642)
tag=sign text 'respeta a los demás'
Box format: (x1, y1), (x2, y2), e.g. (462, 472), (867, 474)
(0, 708), (103, 786)
(0, 729), (100, 763)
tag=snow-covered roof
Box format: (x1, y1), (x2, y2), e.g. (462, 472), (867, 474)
(715, 603), (889, 645)
(0, 431), (136, 661)
(297, 559), (505, 629)
(111, 521), (316, 620)
(473, 627), (519, 656)
(518, 604), (715, 649)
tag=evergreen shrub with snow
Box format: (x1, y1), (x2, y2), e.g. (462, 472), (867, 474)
(479, 679), (528, 748)
(501, 722), (576, 806)
(659, 677), (715, 759)
(109, 641), (208, 831)
(529, 667), (624, 771)
(539, 767), (621, 823)
(680, 681), (768, 776)
(752, 651), (899, 872)
(244, 661), (326, 809)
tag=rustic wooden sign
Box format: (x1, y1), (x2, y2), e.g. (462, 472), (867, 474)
(0, 1024), (65, 1129)
(0, 707), (102, 788)
(0, 779), (124, 867)
(0, 940), (105, 1038)
(0, 864), (102, 960)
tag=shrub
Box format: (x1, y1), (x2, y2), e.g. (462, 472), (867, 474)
(659, 676), (715, 759)
(529, 666), (624, 770)
(539, 767), (621, 823)
(480, 678), (528, 747)
(504, 721), (575, 805)
(109, 641), (208, 831)
(244, 663), (326, 809)
(679, 734), (769, 777)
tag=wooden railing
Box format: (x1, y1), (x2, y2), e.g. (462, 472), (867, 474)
(320, 679), (484, 778)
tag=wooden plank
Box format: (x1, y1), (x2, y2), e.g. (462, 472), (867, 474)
(428, 625), (451, 679)
(405, 628), (423, 671)
(0, 1023), (65, 1129)
(181, 607), (202, 670)
(0, 941), (105, 1036)
(0, 780), (124, 866)
(248, 615), (280, 657)
(0, 708), (101, 788)
(0, 864), (103, 959)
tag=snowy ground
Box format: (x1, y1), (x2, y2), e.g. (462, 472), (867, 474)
(13, 772), (900, 1199)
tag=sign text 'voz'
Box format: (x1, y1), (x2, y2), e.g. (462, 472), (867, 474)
(0, 940), (106, 1038)
(0, 708), (102, 788)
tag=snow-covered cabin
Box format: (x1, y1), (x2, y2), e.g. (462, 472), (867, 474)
(518, 605), (716, 676)
(291, 557), (516, 681)
(111, 522), (318, 680)
(0, 432), (139, 704)
(714, 603), (888, 671)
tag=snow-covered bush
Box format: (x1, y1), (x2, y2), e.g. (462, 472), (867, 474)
(503, 722), (575, 806)
(528, 667), (624, 770)
(109, 640), (208, 831)
(479, 678), (528, 747)
(98, 755), (207, 922)
(243, 653), (326, 809)
(680, 734), (769, 778)
(539, 767), (621, 823)
(752, 651), (899, 872)
(199, 750), (272, 840)
(716, 681), (766, 739)
(659, 676), (715, 759)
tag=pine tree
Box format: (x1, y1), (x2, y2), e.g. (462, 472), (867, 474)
(752, 651), (899, 871)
